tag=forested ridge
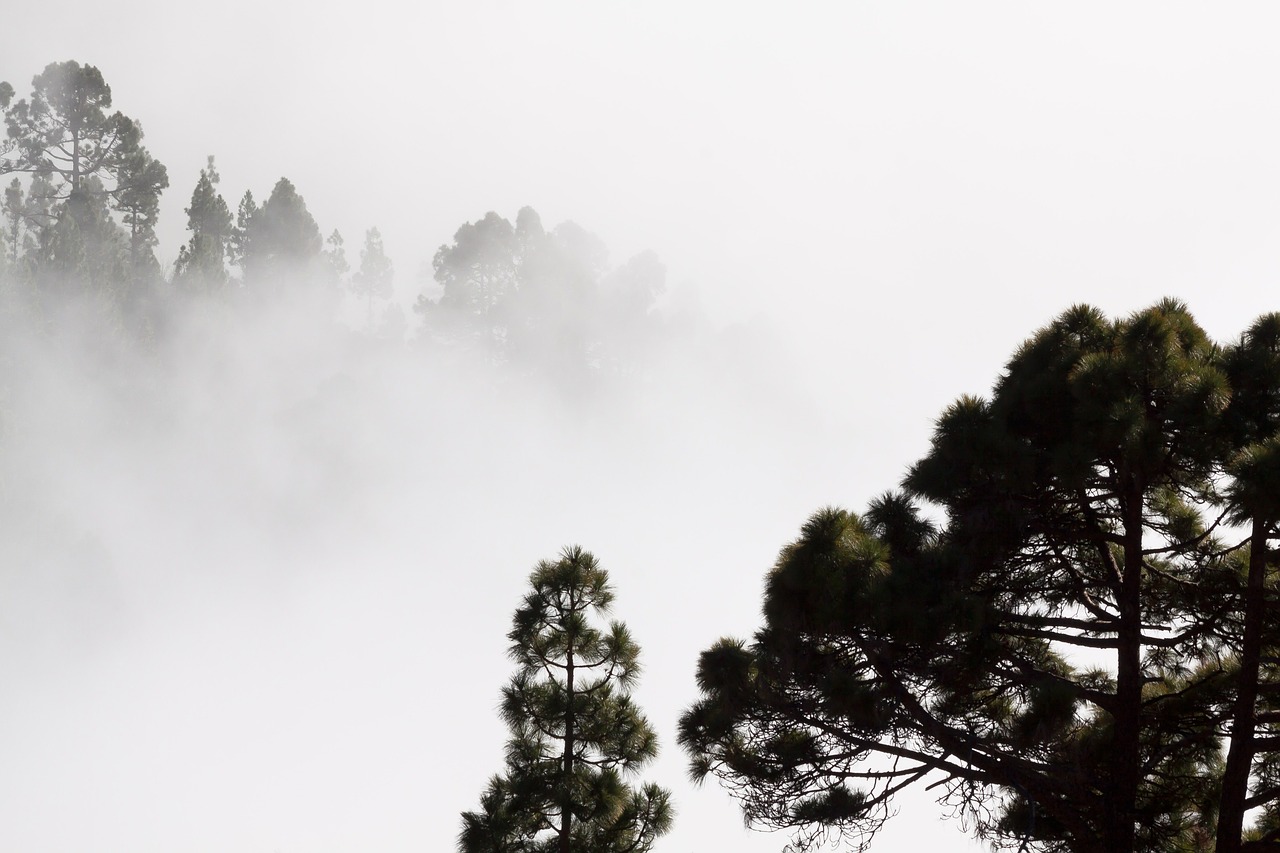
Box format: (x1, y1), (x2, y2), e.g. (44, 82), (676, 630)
(5, 60), (1280, 853)
(0, 61), (672, 383)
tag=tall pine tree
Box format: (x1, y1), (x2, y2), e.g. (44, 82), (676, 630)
(679, 301), (1277, 853)
(461, 547), (673, 853)
(351, 226), (392, 331)
(173, 156), (233, 293)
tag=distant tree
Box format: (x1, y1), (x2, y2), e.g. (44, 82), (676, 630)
(1, 178), (21, 269)
(112, 143), (168, 295)
(679, 301), (1280, 853)
(419, 207), (665, 383)
(596, 250), (665, 375)
(508, 217), (606, 377)
(377, 302), (407, 344)
(36, 173), (124, 296)
(601, 250), (664, 321)
(0, 62), (145, 201)
(324, 229), (349, 283)
(351, 227), (392, 331)
(460, 547), (673, 853)
(173, 157), (233, 293)
(0, 177), (49, 288)
(419, 210), (519, 357)
(2, 175), (54, 283)
(0, 61), (166, 309)
(229, 189), (257, 272)
(240, 177), (322, 290)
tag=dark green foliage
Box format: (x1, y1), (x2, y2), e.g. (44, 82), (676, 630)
(460, 547), (673, 853)
(680, 302), (1280, 853)
(1215, 315), (1280, 853)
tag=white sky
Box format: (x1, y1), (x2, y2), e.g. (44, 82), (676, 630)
(4, 3), (1280, 852)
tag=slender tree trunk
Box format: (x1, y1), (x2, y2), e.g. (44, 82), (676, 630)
(561, 613), (575, 853)
(1109, 481), (1145, 853)
(1217, 522), (1270, 853)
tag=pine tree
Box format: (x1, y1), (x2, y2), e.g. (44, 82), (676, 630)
(0, 62), (144, 202)
(323, 229), (349, 284)
(173, 156), (232, 293)
(679, 301), (1278, 853)
(1216, 314), (1280, 853)
(240, 177), (322, 290)
(351, 226), (392, 331)
(0, 61), (165, 310)
(229, 189), (257, 273)
(420, 210), (520, 358)
(112, 144), (168, 293)
(1, 178), (21, 270)
(461, 547), (673, 853)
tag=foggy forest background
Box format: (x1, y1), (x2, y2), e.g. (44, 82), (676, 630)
(0, 59), (863, 853)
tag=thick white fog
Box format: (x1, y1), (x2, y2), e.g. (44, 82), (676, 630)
(4, 3), (1280, 852)
(0, 288), (922, 852)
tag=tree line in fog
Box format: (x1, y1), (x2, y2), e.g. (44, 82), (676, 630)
(0, 61), (668, 381)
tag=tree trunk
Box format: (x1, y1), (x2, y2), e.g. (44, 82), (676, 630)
(1217, 523), (1270, 853)
(1109, 481), (1145, 853)
(561, 622), (575, 853)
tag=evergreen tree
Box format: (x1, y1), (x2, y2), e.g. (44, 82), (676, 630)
(1, 174), (57, 290)
(351, 226), (392, 331)
(0, 61), (144, 201)
(598, 250), (665, 374)
(36, 173), (125, 299)
(1, 178), (20, 271)
(173, 156), (233, 293)
(229, 189), (257, 273)
(461, 547), (673, 853)
(419, 210), (520, 358)
(508, 218), (606, 378)
(679, 301), (1275, 853)
(324, 229), (349, 284)
(1215, 314), (1280, 853)
(419, 206), (659, 380)
(0, 61), (165, 310)
(240, 177), (322, 290)
(112, 143), (168, 298)
(20, 175), (58, 262)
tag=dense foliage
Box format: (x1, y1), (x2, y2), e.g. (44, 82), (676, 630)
(460, 548), (673, 853)
(679, 301), (1280, 853)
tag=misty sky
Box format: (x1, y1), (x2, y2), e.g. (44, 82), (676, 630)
(10, 3), (1280, 417)
(4, 4), (1280, 852)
